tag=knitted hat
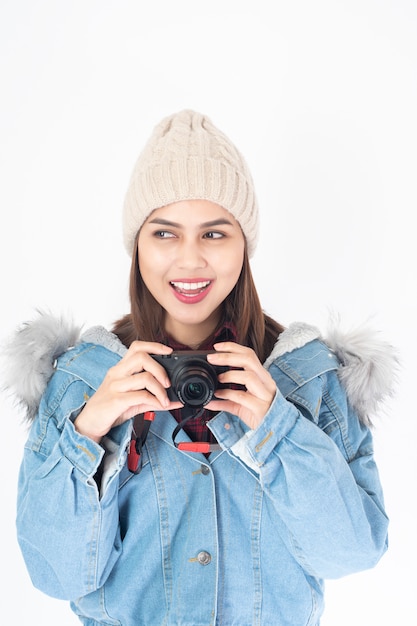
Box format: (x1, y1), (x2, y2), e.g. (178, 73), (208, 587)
(122, 109), (259, 257)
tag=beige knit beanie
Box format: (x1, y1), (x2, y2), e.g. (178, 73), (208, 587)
(122, 109), (259, 257)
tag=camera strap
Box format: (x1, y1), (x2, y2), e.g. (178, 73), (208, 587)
(127, 411), (155, 474)
(128, 408), (221, 473)
(172, 407), (221, 454)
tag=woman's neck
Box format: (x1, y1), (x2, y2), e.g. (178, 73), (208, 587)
(164, 312), (221, 349)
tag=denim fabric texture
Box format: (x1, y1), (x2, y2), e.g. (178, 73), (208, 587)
(16, 330), (388, 626)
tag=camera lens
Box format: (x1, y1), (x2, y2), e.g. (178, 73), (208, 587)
(179, 371), (214, 406)
(186, 382), (205, 400)
(173, 362), (217, 407)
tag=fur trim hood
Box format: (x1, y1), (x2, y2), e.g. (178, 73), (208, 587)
(1, 311), (399, 425)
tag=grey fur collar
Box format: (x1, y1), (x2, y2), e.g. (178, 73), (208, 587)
(1, 311), (398, 425)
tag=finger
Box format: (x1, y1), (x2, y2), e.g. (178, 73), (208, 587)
(123, 340), (171, 367)
(218, 369), (276, 400)
(209, 351), (276, 391)
(118, 393), (183, 420)
(93, 369), (172, 416)
(206, 393), (268, 430)
(213, 387), (272, 424)
(214, 386), (268, 408)
(113, 371), (174, 408)
(211, 341), (245, 352)
(128, 340), (173, 356)
(207, 344), (258, 369)
(113, 351), (172, 387)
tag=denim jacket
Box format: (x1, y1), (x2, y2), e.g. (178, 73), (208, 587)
(11, 316), (393, 626)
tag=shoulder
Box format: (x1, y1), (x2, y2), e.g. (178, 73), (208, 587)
(55, 327), (126, 386)
(2, 311), (127, 422)
(264, 320), (399, 425)
(264, 322), (336, 376)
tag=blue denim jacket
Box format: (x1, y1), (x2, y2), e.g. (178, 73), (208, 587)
(15, 322), (389, 626)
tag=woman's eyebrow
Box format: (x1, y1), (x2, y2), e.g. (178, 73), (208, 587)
(148, 218), (182, 227)
(201, 219), (234, 227)
(147, 218), (234, 228)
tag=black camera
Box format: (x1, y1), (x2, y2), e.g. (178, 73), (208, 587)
(152, 351), (229, 407)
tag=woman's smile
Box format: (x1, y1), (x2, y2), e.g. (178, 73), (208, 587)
(169, 278), (214, 303)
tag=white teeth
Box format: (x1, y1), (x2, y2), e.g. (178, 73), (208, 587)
(171, 281), (211, 290)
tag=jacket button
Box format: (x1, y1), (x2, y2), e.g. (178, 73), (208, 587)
(201, 465), (210, 475)
(197, 551), (211, 565)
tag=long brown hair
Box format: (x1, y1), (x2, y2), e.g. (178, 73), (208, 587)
(112, 237), (284, 363)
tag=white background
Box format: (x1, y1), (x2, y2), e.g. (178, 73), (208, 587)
(1, 1), (416, 624)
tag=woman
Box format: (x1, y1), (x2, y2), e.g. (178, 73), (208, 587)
(9, 110), (393, 625)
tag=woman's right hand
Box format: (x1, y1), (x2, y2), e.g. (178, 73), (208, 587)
(74, 341), (183, 443)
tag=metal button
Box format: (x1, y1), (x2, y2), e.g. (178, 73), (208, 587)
(201, 465), (210, 475)
(197, 551), (211, 565)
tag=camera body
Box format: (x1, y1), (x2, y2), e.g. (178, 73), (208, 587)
(152, 350), (229, 407)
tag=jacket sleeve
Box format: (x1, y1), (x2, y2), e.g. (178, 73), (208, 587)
(16, 377), (131, 600)
(222, 369), (389, 580)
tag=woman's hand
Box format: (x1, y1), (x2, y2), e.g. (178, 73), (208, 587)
(74, 341), (183, 443)
(205, 342), (277, 430)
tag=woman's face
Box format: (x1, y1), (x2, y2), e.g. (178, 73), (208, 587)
(138, 199), (245, 347)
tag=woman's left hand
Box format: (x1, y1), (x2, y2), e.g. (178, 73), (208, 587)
(205, 342), (277, 430)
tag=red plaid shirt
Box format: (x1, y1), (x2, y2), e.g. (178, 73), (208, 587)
(162, 323), (237, 444)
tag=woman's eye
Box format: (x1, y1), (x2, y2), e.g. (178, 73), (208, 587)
(154, 230), (175, 239)
(204, 231), (223, 239)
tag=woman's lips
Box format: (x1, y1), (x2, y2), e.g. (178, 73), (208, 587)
(170, 280), (213, 303)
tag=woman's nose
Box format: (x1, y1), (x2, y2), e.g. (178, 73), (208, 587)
(176, 240), (207, 269)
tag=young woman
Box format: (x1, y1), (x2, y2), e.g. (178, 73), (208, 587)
(9, 110), (393, 625)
